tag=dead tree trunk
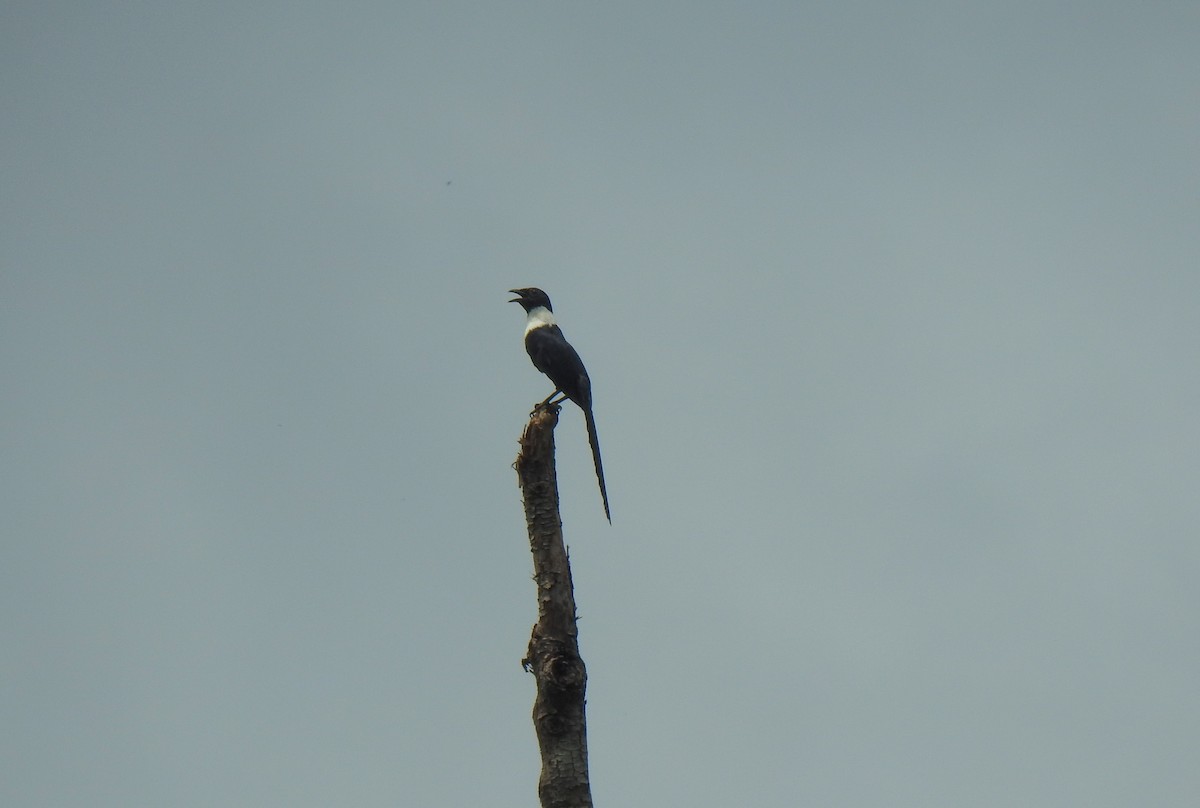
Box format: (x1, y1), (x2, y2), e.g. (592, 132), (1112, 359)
(515, 405), (593, 808)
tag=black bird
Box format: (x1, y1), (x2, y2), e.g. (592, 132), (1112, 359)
(510, 287), (611, 523)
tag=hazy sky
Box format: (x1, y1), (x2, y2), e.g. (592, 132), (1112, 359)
(4, 3), (1199, 806)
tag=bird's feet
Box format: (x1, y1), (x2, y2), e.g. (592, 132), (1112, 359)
(530, 399), (562, 417)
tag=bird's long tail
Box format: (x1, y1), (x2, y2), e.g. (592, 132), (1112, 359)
(584, 408), (611, 523)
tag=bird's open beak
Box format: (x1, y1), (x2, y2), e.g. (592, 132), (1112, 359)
(508, 289), (524, 303)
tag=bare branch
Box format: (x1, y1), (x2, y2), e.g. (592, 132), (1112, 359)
(515, 405), (593, 808)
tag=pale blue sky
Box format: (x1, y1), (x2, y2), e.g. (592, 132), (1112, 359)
(3, 2), (1199, 806)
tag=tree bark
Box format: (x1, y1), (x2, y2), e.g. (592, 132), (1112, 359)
(515, 405), (593, 808)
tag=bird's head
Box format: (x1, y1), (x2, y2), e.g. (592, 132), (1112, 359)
(508, 287), (553, 313)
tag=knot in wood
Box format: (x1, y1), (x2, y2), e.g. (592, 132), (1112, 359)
(544, 655), (585, 691)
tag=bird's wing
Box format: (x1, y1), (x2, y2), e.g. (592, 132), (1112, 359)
(525, 325), (591, 408)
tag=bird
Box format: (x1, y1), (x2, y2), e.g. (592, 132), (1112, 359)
(509, 287), (611, 523)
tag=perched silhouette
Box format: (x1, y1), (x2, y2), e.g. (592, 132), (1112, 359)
(510, 288), (610, 523)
